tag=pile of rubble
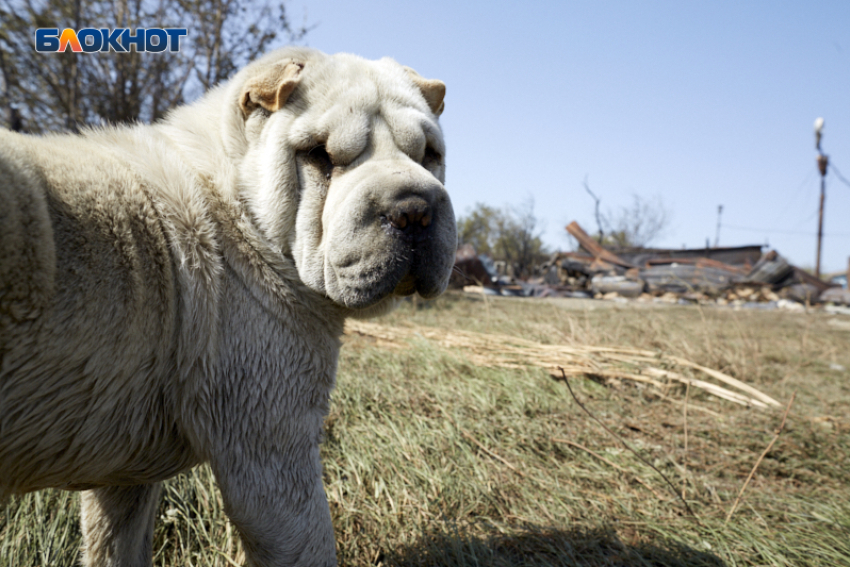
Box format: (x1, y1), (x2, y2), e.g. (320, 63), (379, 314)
(451, 221), (850, 309)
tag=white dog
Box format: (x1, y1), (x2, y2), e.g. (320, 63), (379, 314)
(0, 47), (455, 566)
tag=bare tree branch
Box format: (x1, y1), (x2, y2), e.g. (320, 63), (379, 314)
(582, 175), (604, 244)
(602, 193), (670, 248)
(0, 0), (310, 131)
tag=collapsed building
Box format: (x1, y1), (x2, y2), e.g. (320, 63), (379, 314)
(451, 221), (850, 307)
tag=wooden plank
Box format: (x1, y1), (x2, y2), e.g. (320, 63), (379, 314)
(565, 221), (635, 269)
(792, 266), (835, 292)
(646, 257), (747, 275)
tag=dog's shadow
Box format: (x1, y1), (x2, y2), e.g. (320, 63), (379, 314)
(377, 523), (726, 567)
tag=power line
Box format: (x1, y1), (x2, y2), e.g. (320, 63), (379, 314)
(772, 165), (817, 224)
(791, 207), (820, 230)
(830, 162), (850, 189)
(724, 161), (850, 242)
(721, 223), (850, 237)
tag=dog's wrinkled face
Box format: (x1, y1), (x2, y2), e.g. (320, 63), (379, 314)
(229, 48), (456, 314)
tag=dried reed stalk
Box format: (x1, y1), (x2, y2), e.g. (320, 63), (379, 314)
(555, 368), (698, 520)
(346, 320), (780, 410)
(724, 392), (796, 525)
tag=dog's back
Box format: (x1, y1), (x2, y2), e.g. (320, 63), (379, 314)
(0, 129), (195, 498)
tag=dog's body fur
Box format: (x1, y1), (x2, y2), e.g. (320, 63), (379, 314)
(0, 47), (454, 566)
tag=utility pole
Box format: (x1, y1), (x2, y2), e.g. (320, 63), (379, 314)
(814, 117), (828, 279)
(714, 205), (723, 247)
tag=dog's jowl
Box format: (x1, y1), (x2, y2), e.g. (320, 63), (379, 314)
(0, 47), (455, 567)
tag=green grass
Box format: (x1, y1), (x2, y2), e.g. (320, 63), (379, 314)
(3, 292), (850, 566)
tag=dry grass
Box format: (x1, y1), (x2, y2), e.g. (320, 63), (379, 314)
(344, 318), (781, 408)
(2, 292), (849, 566)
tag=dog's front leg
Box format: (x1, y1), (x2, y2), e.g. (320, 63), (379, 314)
(211, 438), (337, 567)
(80, 483), (162, 567)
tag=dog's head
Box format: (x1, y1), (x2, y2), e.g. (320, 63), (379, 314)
(224, 48), (456, 315)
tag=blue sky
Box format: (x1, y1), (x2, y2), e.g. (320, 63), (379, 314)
(295, 1), (850, 273)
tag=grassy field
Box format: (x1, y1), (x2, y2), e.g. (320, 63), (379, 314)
(2, 292), (849, 566)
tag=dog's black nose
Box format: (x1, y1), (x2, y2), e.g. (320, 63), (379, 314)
(386, 197), (432, 237)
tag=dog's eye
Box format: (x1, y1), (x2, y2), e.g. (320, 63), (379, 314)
(306, 144), (334, 180)
(422, 145), (442, 170)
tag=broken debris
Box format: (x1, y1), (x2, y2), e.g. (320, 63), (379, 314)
(451, 220), (842, 308)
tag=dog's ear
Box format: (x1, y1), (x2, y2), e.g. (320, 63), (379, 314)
(240, 61), (305, 116)
(405, 67), (445, 116)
